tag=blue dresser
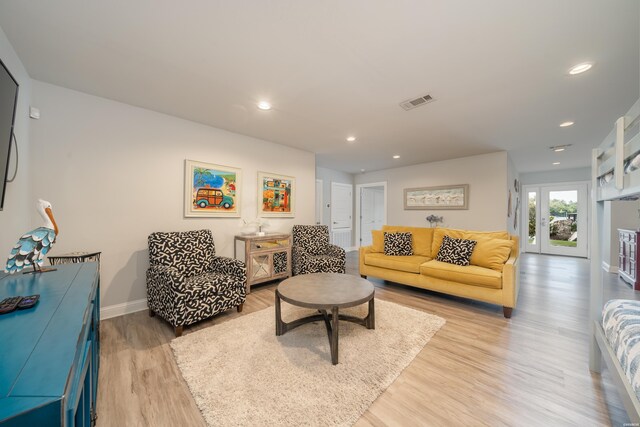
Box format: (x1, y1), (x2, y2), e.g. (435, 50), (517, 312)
(0, 262), (100, 427)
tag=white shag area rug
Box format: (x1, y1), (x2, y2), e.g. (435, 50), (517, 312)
(170, 299), (445, 427)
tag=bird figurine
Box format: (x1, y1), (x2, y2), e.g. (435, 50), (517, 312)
(5, 199), (59, 274)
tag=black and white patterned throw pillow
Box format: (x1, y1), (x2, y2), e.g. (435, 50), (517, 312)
(383, 232), (413, 256)
(436, 235), (477, 266)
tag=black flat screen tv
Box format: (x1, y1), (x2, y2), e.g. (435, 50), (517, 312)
(0, 58), (18, 211)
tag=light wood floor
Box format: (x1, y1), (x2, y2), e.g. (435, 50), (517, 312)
(96, 253), (637, 426)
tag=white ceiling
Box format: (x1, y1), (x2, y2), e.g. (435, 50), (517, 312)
(0, 1), (638, 174)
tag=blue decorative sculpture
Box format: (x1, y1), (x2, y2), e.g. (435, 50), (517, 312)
(5, 199), (59, 274)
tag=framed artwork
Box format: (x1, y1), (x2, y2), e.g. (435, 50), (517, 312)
(258, 171), (295, 217)
(403, 184), (469, 210)
(184, 159), (241, 217)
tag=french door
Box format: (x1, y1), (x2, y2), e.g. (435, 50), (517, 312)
(523, 182), (589, 257)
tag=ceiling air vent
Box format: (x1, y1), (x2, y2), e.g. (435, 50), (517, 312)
(400, 94), (435, 111)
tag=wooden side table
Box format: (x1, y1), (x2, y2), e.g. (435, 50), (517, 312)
(234, 233), (291, 293)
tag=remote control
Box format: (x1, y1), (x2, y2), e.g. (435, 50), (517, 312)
(17, 295), (39, 310)
(0, 296), (23, 314)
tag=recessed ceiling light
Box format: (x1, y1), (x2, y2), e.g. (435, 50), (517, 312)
(393, 155), (400, 159)
(553, 162), (561, 165)
(550, 144), (572, 152)
(559, 121), (574, 127)
(568, 63), (593, 75)
(346, 136), (356, 142)
(360, 168), (365, 172)
(257, 101), (272, 110)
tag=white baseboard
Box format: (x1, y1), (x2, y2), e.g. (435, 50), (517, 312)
(345, 246), (358, 252)
(602, 261), (619, 274)
(101, 298), (148, 320)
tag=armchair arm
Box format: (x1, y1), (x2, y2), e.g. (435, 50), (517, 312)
(146, 264), (184, 291)
(210, 256), (246, 279)
(292, 245), (311, 257)
(325, 244), (346, 259)
(292, 245), (313, 263)
(292, 245), (311, 275)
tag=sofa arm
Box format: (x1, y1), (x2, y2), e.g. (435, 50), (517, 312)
(210, 256), (246, 280)
(501, 255), (519, 309)
(359, 245), (374, 276)
(146, 265), (184, 292)
(326, 244), (346, 259)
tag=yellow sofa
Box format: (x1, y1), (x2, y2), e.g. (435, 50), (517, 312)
(359, 225), (520, 317)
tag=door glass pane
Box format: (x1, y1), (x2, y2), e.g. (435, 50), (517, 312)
(548, 190), (578, 247)
(528, 192), (536, 244)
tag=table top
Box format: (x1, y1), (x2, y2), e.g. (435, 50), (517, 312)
(48, 251), (101, 259)
(235, 233), (290, 242)
(277, 273), (374, 309)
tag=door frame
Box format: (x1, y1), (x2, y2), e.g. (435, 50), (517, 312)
(315, 179), (323, 225)
(521, 180), (590, 258)
(355, 182), (388, 249)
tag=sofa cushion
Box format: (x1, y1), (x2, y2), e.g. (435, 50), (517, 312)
(470, 237), (514, 271)
(435, 235), (477, 266)
(432, 228), (509, 256)
(364, 253), (431, 274)
(384, 232), (413, 256)
(382, 225), (434, 257)
(420, 260), (502, 289)
(371, 230), (385, 253)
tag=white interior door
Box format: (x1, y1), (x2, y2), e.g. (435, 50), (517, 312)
(331, 182), (352, 230)
(360, 186), (385, 246)
(315, 179), (323, 225)
(540, 184), (588, 257)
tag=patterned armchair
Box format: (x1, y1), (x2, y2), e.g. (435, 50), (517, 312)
(291, 225), (346, 275)
(146, 229), (246, 337)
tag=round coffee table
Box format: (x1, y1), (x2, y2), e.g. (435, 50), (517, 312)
(275, 273), (375, 365)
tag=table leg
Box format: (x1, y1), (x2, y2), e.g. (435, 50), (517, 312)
(331, 306), (339, 365)
(366, 297), (375, 329)
(275, 290), (283, 336)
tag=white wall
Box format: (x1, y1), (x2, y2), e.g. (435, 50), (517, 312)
(605, 200), (639, 268)
(30, 81), (315, 308)
(354, 152), (509, 231)
(519, 167), (590, 185)
(506, 154), (520, 235)
(0, 25), (31, 259)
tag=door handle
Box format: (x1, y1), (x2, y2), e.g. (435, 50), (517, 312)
(541, 218), (546, 226)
